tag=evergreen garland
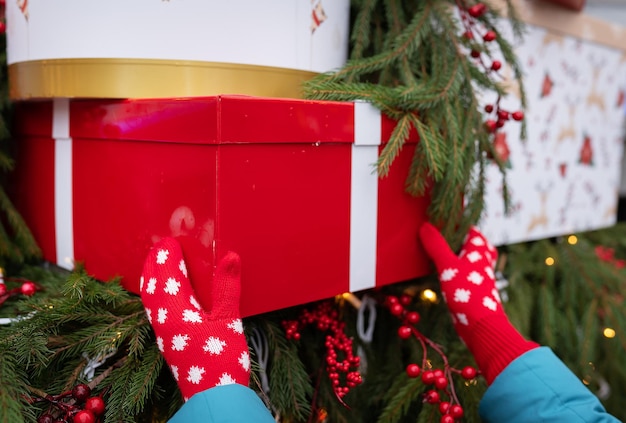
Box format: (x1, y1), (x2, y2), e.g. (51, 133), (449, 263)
(304, 0), (527, 247)
(3, 223), (626, 422)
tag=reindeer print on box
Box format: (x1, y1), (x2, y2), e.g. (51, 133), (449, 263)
(479, 23), (626, 245)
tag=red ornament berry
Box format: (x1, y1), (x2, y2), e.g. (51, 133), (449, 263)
(497, 110), (510, 121)
(20, 281), (37, 296)
(85, 396), (106, 416)
(434, 376), (448, 390)
(72, 384), (91, 402)
(390, 303), (404, 316)
(491, 60), (502, 71)
(398, 325), (412, 339)
(450, 404), (465, 418)
(399, 293), (412, 306)
(424, 389), (441, 404)
(463, 30), (474, 39)
(512, 110), (524, 121)
(484, 104), (494, 113)
(461, 366), (477, 380)
(496, 119), (505, 128)
(468, 3), (486, 18)
(485, 120), (497, 133)
(73, 410), (95, 423)
(432, 369), (444, 379)
(421, 370), (436, 385)
(406, 363), (421, 378)
(0, 284), (6, 296)
(483, 30), (496, 42)
(0, 22), (5, 34)
(470, 50), (481, 58)
(406, 311), (420, 324)
(439, 401), (451, 414)
(440, 415), (455, 423)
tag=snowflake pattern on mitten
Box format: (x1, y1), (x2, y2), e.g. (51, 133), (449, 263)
(140, 238), (250, 401)
(419, 223), (502, 343)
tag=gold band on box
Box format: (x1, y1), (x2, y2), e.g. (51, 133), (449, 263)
(8, 58), (319, 100)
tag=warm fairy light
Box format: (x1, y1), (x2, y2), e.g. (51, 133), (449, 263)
(545, 257), (555, 266)
(603, 327), (616, 338)
(420, 289), (438, 303)
(567, 235), (578, 245)
(582, 378), (590, 385)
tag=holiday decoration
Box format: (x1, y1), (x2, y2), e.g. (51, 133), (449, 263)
(282, 301), (362, 404)
(5, 0), (349, 99)
(11, 97), (431, 317)
(0, 276), (39, 306)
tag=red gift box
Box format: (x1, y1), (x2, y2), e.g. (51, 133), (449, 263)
(12, 96), (432, 316)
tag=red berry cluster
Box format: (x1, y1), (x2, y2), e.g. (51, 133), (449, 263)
(459, 2), (525, 150)
(283, 301), (363, 402)
(0, 278), (39, 307)
(34, 384), (106, 423)
(386, 294), (479, 423)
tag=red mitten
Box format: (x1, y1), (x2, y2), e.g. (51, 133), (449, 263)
(419, 223), (538, 384)
(140, 237), (250, 400)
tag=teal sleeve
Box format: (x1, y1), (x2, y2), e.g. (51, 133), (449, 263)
(479, 347), (619, 422)
(169, 383), (275, 423)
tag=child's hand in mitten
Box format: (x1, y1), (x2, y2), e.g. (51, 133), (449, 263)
(419, 223), (537, 384)
(140, 238), (250, 400)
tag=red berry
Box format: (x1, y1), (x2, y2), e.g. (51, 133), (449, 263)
(432, 369), (444, 379)
(463, 30), (474, 39)
(406, 363), (421, 378)
(461, 366), (477, 380)
(497, 110), (510, 120)
(20, 281), (37, 296)
(484, 104), (494, 113)
(73, 410), (95, 423)
(386, 295), (399, 305)
(483, 31), (496, 42)
(485, 120), (497, 133)
(496, 119), (505, 128)
(440, 415), (455, 423)
(406, 311), (420, 324)
(390, 303), (404, 316)
(85, 396), (106, 416)
(0, 22), (5, 34)
(398, 325), (412, 339)
(0, 284), (6, 296)
(424, 389), (441, 404)
(491, 60), (502, 71)
(470, 50), (481, 58)
(512, 110), (524, 121)
(439, 401), (451, 414)
(421, 370), (435, 385)
(450, 404), (464, 418)
(434, 376), (448, 390)
(72, 384), (91, 402)
(399, 294), (412, 306)
(468, 3), (486, 17)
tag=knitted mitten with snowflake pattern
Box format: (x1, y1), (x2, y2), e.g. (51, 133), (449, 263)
(140, 237), (250, 400)
(419, 223), (538, 384)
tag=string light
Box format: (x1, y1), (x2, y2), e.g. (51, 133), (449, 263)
(420, 289), (438, 303)
(567, 235), (578, 245)
(545, 257), (555, 266)
(340, 292), (362, 309)
(603, 327), (616, 338)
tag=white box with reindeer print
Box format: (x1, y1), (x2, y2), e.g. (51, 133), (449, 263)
(478, 2), (626, 245)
